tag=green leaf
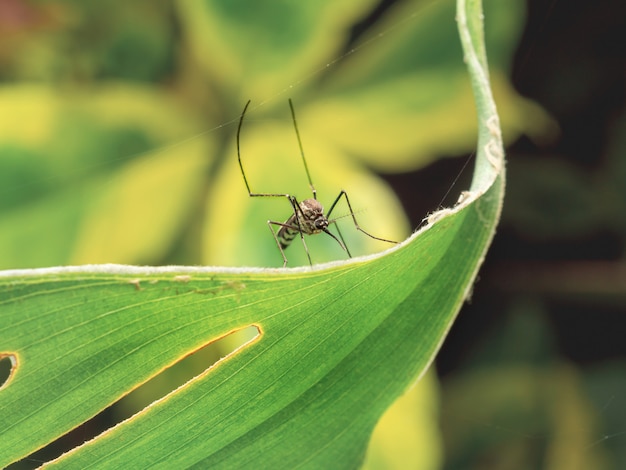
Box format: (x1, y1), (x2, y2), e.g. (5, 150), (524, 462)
(0, 0), (504, 467)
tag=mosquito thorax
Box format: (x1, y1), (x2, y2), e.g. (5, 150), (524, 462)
(299, 198), (328, 233)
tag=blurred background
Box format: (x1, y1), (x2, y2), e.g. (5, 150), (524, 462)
(0, 0), (624, 468)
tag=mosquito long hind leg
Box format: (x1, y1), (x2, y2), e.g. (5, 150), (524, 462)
(288, 98), (317, 200)
(237, 100), (291, 199)
(327, 190), (398, 244)
(236, 100), (254, 196)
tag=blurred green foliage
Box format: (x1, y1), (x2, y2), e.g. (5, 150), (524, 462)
(0, 0), (547, 270)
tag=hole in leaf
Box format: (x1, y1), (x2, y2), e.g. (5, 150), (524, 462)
(0, 353), (17, 389)
(8, 326), (259, 469)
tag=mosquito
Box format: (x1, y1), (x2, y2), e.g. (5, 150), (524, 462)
(236, 99), (397, 267)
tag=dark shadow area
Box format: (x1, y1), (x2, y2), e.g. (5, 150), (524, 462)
(422, 1), (626, 467)
(0, 354), (17, 389)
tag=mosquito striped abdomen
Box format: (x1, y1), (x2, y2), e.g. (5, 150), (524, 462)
(277, 214), (299, 249)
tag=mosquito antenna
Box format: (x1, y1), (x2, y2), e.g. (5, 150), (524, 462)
(237, 100), (253, 194)
(288, 98), (317, 200)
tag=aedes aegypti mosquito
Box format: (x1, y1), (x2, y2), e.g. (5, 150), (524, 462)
(236, 99), (397, 267)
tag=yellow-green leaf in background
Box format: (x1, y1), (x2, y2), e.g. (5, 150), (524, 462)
(177, 0), (380, 99)
(0, 85), (211, 268)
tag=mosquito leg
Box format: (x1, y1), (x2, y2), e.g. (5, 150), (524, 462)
(288, 98), (317, 200)
(327, 190), (398, 244)
(298, 229), (313, 267)
(237, 100), (294, 199)
(267, 221), (289, 267)
(287, 196), (314, 267)
(270, 196), (310, 268)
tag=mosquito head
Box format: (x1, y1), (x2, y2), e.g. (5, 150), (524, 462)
(298, 198), (328, 233)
